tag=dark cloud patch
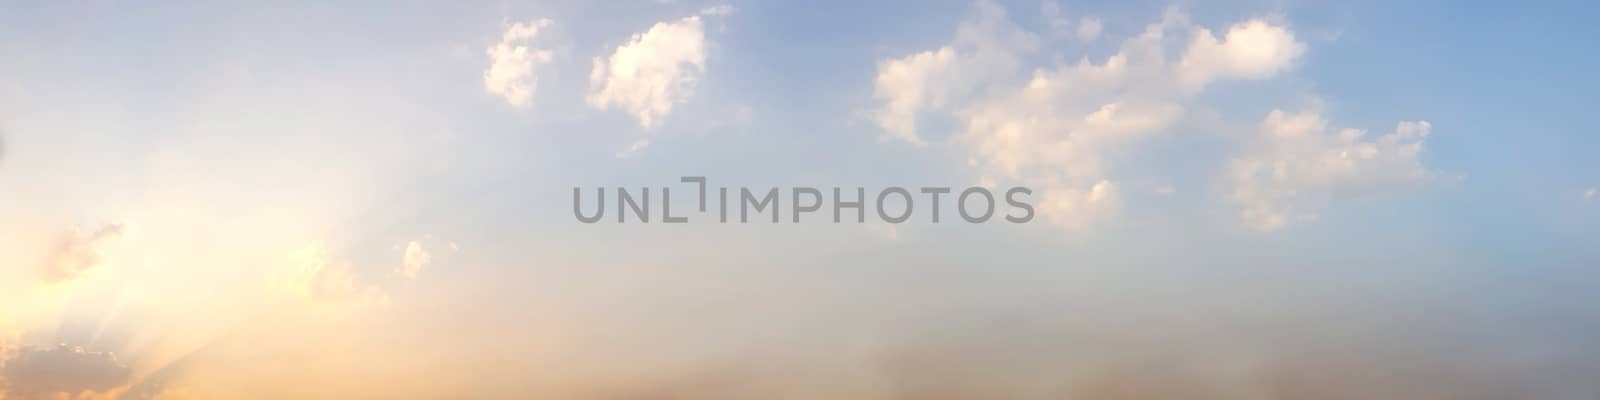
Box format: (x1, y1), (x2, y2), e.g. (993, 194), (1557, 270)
(542, 302), (1600, 400)
(42, 223), (124, 283)
(868, 310), (1600, 400)
(1, 344), (132, 398)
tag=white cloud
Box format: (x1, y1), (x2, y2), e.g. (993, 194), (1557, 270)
(700, 4), (735, 16)
(1228, 108), (1434, 231)
(398, 240), (431, 280)
(1584, 187), (1597, 200)
(587, 15), (708, 129)
(870, 47), (957, 145)
(615, 138), (652, 159)
(1177, 19), (1305, 90)
(869, 4), (1432, 231)
(1036, 180), (1120, 228)
(483, 19), (556, 108)
(1077, 17), (1103, 41)
(871, 5), (1308, 229)
(870, 1), (1036, 144)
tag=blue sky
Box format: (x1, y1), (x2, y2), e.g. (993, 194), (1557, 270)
(1, 0), (1598, 398)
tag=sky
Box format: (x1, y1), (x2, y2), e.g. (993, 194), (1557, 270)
(1, 0), (1598, 398)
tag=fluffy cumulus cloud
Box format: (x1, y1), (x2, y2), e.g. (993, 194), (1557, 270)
(872, 4), (1303, 228)
(869, 2), (1430, 230)
(484, 19), (556, 108)
(1177, 19), (1306, 89)
(870, 1), (1036, 145)
(870, 48), (956, 145)
(1229, 109), (1434, 230)
(397, 240), (431, 280)
(587, 15), (708, 129)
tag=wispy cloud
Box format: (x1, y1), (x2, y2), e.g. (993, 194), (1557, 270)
(41, 223), (124, 283)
